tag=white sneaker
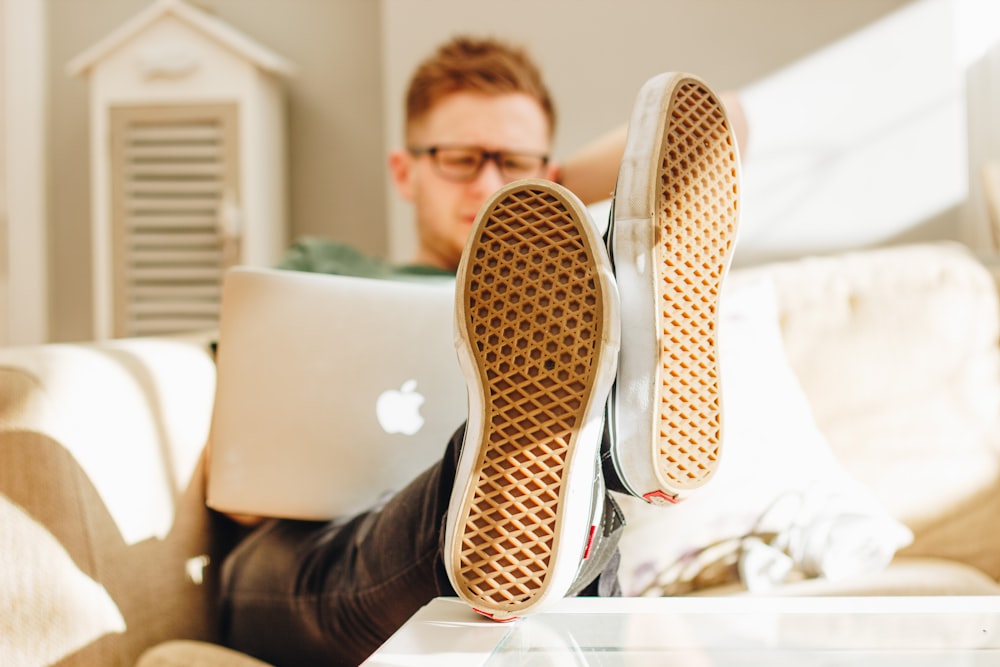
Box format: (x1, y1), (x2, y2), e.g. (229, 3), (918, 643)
(605, 72), (741, 505)
(446, 179), (620, 620)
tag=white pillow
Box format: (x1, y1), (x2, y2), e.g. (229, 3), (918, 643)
(615, 278), (912, 596)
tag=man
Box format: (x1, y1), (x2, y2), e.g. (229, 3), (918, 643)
(277, 37), (747, 277)
(218, 36), (742, 666)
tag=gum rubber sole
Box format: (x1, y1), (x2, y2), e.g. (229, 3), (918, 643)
(448, 179), (618, 619)
(610, 73), (740, 503)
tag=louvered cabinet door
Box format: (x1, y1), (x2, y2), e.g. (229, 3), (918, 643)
(109, 104), (240, 337)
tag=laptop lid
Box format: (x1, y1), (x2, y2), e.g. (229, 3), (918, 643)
(207, 267), (467, 520)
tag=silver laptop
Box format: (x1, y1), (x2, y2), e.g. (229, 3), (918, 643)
(206, 267), (467, 520)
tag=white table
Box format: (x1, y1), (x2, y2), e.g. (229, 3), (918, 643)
(363, 595), (1000, 666)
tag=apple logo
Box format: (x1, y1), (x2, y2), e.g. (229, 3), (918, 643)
(375, 379), (426, 435)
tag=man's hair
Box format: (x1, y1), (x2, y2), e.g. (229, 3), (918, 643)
(404, 36), (556, 138)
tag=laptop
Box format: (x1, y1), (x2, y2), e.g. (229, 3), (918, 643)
(206, 267), (468, 520)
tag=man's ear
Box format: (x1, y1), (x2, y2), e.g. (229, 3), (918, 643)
(545, 159), (561, 184)
(388, 149), (416, 201)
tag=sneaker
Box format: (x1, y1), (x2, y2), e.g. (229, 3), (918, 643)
(605, 72), (741, 505)
(446, 178), (620, 620)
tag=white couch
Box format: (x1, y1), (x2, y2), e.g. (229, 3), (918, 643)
(2, 241), (998, 666)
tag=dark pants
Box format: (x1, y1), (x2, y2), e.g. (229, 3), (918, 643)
(219, 424), (624, 667)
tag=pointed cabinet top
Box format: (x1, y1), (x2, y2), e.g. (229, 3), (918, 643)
(67, 0), (294, 78)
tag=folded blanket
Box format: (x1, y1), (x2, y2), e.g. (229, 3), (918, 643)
(739, 487), (914, 591)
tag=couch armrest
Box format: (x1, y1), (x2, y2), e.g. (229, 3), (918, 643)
(137, 640), (275, 667)
(0, 333), (225, 665)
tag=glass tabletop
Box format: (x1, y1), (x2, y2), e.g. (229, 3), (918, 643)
(364, 596), (1000, 666)
(486, 597), (1000, 666)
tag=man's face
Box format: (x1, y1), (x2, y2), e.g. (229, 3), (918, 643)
(390, 92), (556, 271)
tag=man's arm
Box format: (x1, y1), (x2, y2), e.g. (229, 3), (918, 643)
(558, 90), (748, 206)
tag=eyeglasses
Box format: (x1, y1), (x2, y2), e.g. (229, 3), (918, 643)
(408, 145), (549, 183)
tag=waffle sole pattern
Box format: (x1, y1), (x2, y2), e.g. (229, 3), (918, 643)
(448, 179), (617, 618)
(611, 73), (740, 502)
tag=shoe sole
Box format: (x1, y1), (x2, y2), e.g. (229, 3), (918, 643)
(609, 73), (740, 504)
(447, 179), (620, 619)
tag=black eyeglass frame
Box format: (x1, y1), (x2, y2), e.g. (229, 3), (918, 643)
(408, 145), (550, 183)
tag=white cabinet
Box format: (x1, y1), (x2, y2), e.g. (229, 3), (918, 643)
(69, 0), (293, 338)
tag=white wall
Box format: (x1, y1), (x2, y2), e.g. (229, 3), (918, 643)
(0, 0), (7, 346)
(2, 0), (48, 344)
(962, 0), (1000, 255)
(738, 0), (1000, 265)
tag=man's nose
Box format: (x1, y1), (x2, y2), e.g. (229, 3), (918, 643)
(468, 158), (507, 196)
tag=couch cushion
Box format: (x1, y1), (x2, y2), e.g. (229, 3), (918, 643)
(745, 243), (1000, 580)
(616, 278), (910, 597)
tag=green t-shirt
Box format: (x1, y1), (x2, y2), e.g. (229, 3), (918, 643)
(278, 237), (454, 282)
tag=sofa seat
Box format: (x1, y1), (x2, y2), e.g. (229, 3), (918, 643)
(3, 242), (999, 666)
(0, 332), (231, 666)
